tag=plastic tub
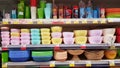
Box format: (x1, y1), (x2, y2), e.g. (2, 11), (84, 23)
(1, 35), (9, 38)
(21, 37), (30, 40)
(74, 30), (87, 36)
(32, 56), (52, 62)
(2, 41), (10, 45)
(31, 40), (41, 45)
(11, 29), (20, 32)
(2, 52), (8, 63)
(41, 36), (51, 40)
(75, 37), (87, 44)
(41, 32), (50, 36)
(103, 35), (116, 44)
(21, 29), (30, 33)
(88, 36), (103, 44)
(2, 38), (10, 41)
(103, 28), (115, 36)
(51, 32), (62, 38)
(42, 40), (51, 44)
(1, 31), (9, 35)
(89, 29), (102, 36)
(31, 33), (40, 36)
(31, 36), (40, 40)
(40, 28), (50, 32)
(21, 40), (30, 45)
(11, 37), (20, 40)
(51, 26), (62, 32)
(31, 29), (40, 33)
(63, 38), (74, 44)
(32, 51), (53, 56)
(9, 50), (30, 62)
(11, 40), (20, 45)
(11, 32), (20, 37)
(63, 32), (74, 38)
(51, 38), (62, 44)
(21, 33), (30, 36)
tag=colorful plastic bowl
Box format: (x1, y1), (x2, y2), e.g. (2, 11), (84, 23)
(31, 36), (40, 40)
(21, 40), (30, 45)
(42, 40), (51, 44)
(51, 32), (62, 38)
(88, 36), (103, 44)
(2, 38), (10, 41)
(11, 40), (20, 45)
(1, 31), (9, 35)
(40, 28), (50, 32)
(20, 36), (30, 40)
(75, 36), (87, 44)
(103, 28), (115, 36)
(1, 41), (10, 45)
(11, 29), (20, 32)
(63, 32), (74, 38)
(11, 37), (20, 40)
(89, 29), (103, 36)
(21, 33), (30, 36)
(41, 36), (51, 40)
(21, 29), (30, 33)
(103, 35), (116, 44)
(63, 38), (74, 44)
(41, 32), (50, 36)
(74, 30), (87, 36)
(31, 40), (41, 45)
(52, 38), (62, 44)
(11, 32), (20, 37)
(51, 26), (62, 32)
(31, 29), (40, 33)
(31, 33), (40, 36)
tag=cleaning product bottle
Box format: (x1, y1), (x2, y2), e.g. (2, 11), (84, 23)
(58, 4), (64, 19)
(79, 0), (86, 18)
(93, 7), (100, 18)
(86, 0), (93, 18)
(30, 0), (37, 19)
(40, 0), (46, 8)
(17, 0), (25, 18)
(11, 9), (17, 19)
(100, 8), (105, 18)
(64, 5), (72, 18)
(72, 5), (78, 18)
(37, 8), (44, 19)
(53, 5), (58, 19)
(25, 6), (30, 18)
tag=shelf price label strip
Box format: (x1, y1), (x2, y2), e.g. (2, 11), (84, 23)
(2, 19), (9, 24)
(109, 60), (115, 67)
(69, 61), (75, 67)
(50, 61), (55, 67)
(37, 20), (43, 24)
(21, 45), (27, 50)
(82, 19), (87, 24)
(86, 61), (92, 67)
(93, 20), (98, 24)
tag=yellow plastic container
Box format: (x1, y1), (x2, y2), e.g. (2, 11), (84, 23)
(21, 29), (30, 33)
(75, 36), (87, 44)
(74, 30), (87, 36)
(42, 36), (51, 40)
(40, 28), (50, 32)
(52, 38), (62, 44)
(42, 40), (51, 44)
(51, 26), (62, 32)
(11, 32), (20, 37)
(41, 32), (50, 36)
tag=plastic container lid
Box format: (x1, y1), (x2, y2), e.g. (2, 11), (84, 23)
(32, 51), (53, 56)
(30, 0), (37, 6)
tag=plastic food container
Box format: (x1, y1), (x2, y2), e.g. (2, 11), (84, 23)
(51, 32), (62, 38)
(11, 32), (20, 37)
(63, 38), (74, 44)
(116, 36), (120, 43)
(20, 36), (30, 40)
(42, 40), (51, 44)
(32, 51), (53, 62)
(85, 50), (104, 60)
(75, 37), (87, 44)
(63, 32), (74, 38)
(1, 31), (9, 35)
(41, 36), (51, 40)
(21, 40), (30, 45)
(2, 38), (10, 41)
(11, 29), (20, 32)
(1, 35), (9, 38)
(31, 40), (41, 45)
(11, 40), (20, 45)
(41, 32), (50, 36)
(74, 30), (87, 36)
(105, 49), (117, 59)
(21, 33), (30, 36)
(103, 28), (115, 36)
(88, 36), (103, 44)
(103, 35), (116, 44)
(21, 29), (30, 33)
(40, 28), (50, 32)
(9, 50), (30, 62)
(2, 52), (8, 63)
(11, 37), (20, 40)
(2, 41), (10, 45)
(51, 26), (62, 32)
(116, 28), (120, 35)
(31, 36), (40, 40)
(89, 29), (102, 36)
(31, 29), (40, 33)
(51, 38), (62, 44)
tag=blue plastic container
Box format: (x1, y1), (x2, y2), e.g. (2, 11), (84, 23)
(31, 29), (40, 33)
(31, 40), (41, 45)
(31, 33), (40, 36)
(31, 36), (40, 40)
(32, 56), (52, 62)
(9, 50), (30, 62)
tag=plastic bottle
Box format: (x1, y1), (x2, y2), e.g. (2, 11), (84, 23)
(79, 0), (86, 18)
(58, 4), (64, 19)
(86, 0), (93, 18)
(72, 5), (79, 18)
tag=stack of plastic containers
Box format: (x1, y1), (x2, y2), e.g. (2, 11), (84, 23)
(51, 26), (62, 44)
(31, 28), (41, 45)
(88, 29), (103, 44)
(41, 28), (51, 44)
(21, 29), (30, 45)
(74, 30), (87, 44)
(1, 27), (10, 46)
(63, 32), (74, 44)
(11, 29), (20, 45)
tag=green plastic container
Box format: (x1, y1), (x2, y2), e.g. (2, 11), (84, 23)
(2, 52), (8, 63)
(32, 51), (53, 56)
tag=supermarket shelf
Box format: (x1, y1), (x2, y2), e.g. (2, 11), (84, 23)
(6, 59), (120, 67)
(2, 43), (120, 50)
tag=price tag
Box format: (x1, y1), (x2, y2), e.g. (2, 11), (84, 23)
(74, 21), (79, 24)
(37, 20), (43, 24)
(66, 21), (71, 24)
(3, 19), (9, 24)
(100, 19), (106, 24)
(2, 63), (7, 68)
(54, 45), (60, 51)
(50, 61), (55, 67)
(108, 19), (113, 22)
(93, 20), (98, 24)
(80, 45), (86, 49)
(13, 20), (19, 24)
(21, 45), (27, 50)
(69, 61), (75, 67)
(86, 61), (92, 67)
(110, 45), (116, 49)
(28, 20), (33, 24)
(109, 60), (115, 66)
(82, 19), (87, 24)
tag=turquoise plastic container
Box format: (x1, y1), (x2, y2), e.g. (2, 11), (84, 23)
(31, 33), (40, 36)
(31, 29), (40, 33)
(31, 36), (40, 40)
(31, 40), (41, 45)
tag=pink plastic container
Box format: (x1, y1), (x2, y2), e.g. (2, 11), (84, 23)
(51, 32), (62, 38)
(1, 31), (9, 35)
(63, 32), (74, 38)
(2, 41), (10, 45)
(20, 37), (30, 40)
(63, 38), (74, 44)
(88, 36), (103, 44)
(89, 30), (103, 36)
(11, 37), (20, 40)
(11, 29), (20, 32)
(2, 38), (10, 41)
(21, 40), (30, 45)
(21, 33), (30, 36)
(1, 35), (9, 38)
(11, 40), (20, 45)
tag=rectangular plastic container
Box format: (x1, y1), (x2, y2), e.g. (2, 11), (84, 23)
(31, 40), (41, 45)
(2, 52), (8, 63)
(31, 29), (40, 33)
(9, 50), (30, 62)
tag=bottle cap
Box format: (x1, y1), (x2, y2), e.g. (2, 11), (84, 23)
(31, 0), (37, 6)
